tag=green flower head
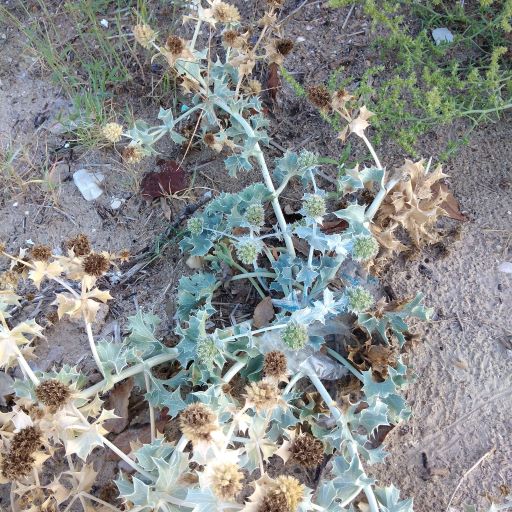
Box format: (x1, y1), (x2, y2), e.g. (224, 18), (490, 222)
(236, 238), (261, 265)
(244, 203), (265, 228)
(298, 149), (318, 170)
(196, 336), (218, 371)
(352, 235), (379, 262)
(187, 217), (203, 236)
(303, 194), (326, 220)
(346, 286), (374, 314)
(281, 322), (309, 350)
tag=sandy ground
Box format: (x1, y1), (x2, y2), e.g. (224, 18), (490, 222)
(0, 2), (511, 511)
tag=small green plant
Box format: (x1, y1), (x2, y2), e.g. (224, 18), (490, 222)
(314, 0), (512, 156)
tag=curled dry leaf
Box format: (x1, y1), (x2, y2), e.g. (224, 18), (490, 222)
(252, 296), (275, 329)
(141, 159), (188, 199)
(103, 377), (134, 434)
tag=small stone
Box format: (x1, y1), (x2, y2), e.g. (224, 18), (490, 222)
(73, 169), (105, 201)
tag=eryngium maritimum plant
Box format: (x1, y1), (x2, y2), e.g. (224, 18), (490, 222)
(0, 2), (441, 512)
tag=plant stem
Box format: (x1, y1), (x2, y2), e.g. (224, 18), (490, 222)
(144, 373), (156, 442)
(214, 99), (296, 257)
(220, 323), (287, 343)
(223, 360), (246, 383)
(84, 320), (105, 377)
(326, 347), (363, 381)
(102, 437), (154, 480)
(16, 350), (40, 386)
(79, 350), (178, 399)
(360, 133), (383, 170)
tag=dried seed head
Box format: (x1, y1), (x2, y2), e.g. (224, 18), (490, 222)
(290, 433), (324, 467)
(1, 451), (34, 480)
(244, 381), (280, 411)
(346, 286), (374, 313)
(83, 253), (110, 277)
(222, 30), (240, 47)
(263, 351), (287, 379)
(36, 379), (71, 411)
(165, 35), (185, 55)
(307, 85), (331, 111)
(10, 426), (42, 455)
(211, 462), (244, 500)
(133, 24), (156, 49)
(266, 0), (285, 7)
(281, 322), (308, 350)
(352, 235), (379, 261)
(275, 39), (294, 56)
(118, 249), (131, 262)
(30, 245), (52, 262)
(66, 234), (91, 257)
(102, 123), (123, 143)
(203, 132), (217, 147)
(179, 403), (217, 442)
(260, 492), (289, 512)
(274, 475), (305, 512)
(122, 145), (145, 164)
(245, 79), (262, 96)
(212, 2), (241, 23)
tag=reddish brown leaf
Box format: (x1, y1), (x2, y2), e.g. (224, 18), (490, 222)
(291, 236), (310, 257)
(252, 296), (275, 329)
(103, 378), (134, 434)
(141, 159), (188, 199)
(267, 63), (280, 102)
(321, 219), (349, 234)
(434, 183), (467, 222)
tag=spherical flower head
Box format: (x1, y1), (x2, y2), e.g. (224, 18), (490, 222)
(187, 217), (204, 236)
(122, 144), (145, 164)
(165, 35), (185, 55)
(245, 203), (265, 228)
(346, 285), (374, 314)
(263, 351), (287, 379)
(236, 238), (261, 266)
(102, 122), (123, 143)
(211, 462), (243, 500)
(1, 426), (42, 481)
(290, 433), (324, 468)
(274, 475), (305, 512)
(30, 245), (52, 262)
(260, 492), (288, 512)
(303, 194), (326, 219)
(352, 235), (379, 262)
(245, 79), (262, 96)
(212, 1), (241, 24)
(307, 85), (331, 111)
(196, 336), (218, 371)
(297, 149), (318, 170)
(83, 253), (110, 277)
(244, 381), (280, 411)
(179, 403), (217, 443)
(133, 23), (156, 49)
(281, 322), (308, 350)
(35, 379), (71, 411)
(222, 30), (241, 47)
(275, 38), (294, 56)
(66, 234), (91, 257)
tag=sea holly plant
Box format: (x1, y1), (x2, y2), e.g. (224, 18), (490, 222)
(0, 3), (446, 512)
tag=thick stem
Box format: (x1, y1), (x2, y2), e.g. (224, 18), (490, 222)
(144, 373), (156, 442)
(102, 437), (153, 480)
(16, 350), (40, 386)
(326, 347), (363, 381)
(223, 360), (246, 383)
(79, 351), (178, 399)
(84, 320), (105, 377)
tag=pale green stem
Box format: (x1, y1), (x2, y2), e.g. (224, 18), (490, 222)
(326, 347), (363, 381)
(229, 271), (276, 281)
(102, 437), (154, 480)
(283, 371), (303, 395)
(214, 99), (296, 257)
(220, 323), (287, 344)
(16, 350), (40, 386)
(79, 350), (178, 399)
(223, 360), (246, 383)
(360, 133), (382, 170)
(144, 373), (156, 442)
(84, 320), (105, 377)
(365, 176), (400, 221)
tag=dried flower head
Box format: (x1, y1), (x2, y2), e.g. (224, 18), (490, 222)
(212, 1), (241, 24)
(274, 475), (305, 512)
(352, 235), (379, 261)
(266, 0), (285, 7)
(346, 285), (374, 313)
(307, 85), (331, 111)
(281, 322), (308, 350)
(331, 89), (354, 119)
(210, 463), (244, 500)
(10, 426), (42, 455)
(133, 23), (156, 49)
(245, 380), (280, 411)
(36, 379), (71, 411)
(30, 245), (52, 262)
(83, 253), (110, 277)
(165, 35), (185, 55)
(275, 39), (294, 56)
(290, 433), (324, 467)
(118, 249), (131, 262)
(245, 79), (263, 96)
(179, 403), (217, 442)
(66, 234), (91, 257)
(1, 451), (34, 480)
(223, 30), (242, 47)
(263, 351), (287, 379)
(260, 492), (289, 512)
(122, 145), (145, 164)
(102, 123), (123, 143)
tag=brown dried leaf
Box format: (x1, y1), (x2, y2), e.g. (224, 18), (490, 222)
(267, 62), (280, 103)
(434, 183), (467, 221)
(141, 159), (188, 199)
(252, 297), (275, 329)
(104, 378), (134, 434)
